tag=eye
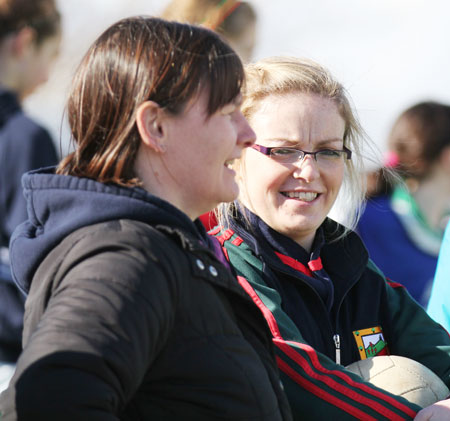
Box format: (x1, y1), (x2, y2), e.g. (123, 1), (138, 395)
(271, 148), (298, 157)
(317, 149), (342, 159)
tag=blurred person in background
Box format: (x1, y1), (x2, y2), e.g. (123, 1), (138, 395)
(357, 101), (450, 307)
(161, 0), (257, 63)
(0, 16), (292, 420)
(0, 0), (60, 372)
(428, 220), (450, 331)
(213, 56), (450, 420)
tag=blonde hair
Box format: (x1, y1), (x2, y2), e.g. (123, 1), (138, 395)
(160, 0), (256, 62)
(218, 56), (370, 237)
(161, 0), (255, 34)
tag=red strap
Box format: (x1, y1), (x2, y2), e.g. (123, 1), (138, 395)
(231, 236), (243, 246)
(386, 279), (405, 289)
(275, 252), (313, 277)
(222, 246), (230, 262)
(215, 228), (235, 246)
(308, 257), (323, 271)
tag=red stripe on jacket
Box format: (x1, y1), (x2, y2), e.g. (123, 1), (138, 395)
(236, 275), (417, 420)
(277, 357), (377, 421)
(387, 279), (405, 289)
(275, 252), (313, 277)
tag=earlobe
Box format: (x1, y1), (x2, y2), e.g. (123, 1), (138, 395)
(440, 146), (450, 174)
(136, 101), (166, 153)
(11, 27), (36, 57)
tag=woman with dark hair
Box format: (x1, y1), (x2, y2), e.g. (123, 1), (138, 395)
(0, 0), (61, 366)
(358, 101), (450, 307)
(0, 17), (291, 420)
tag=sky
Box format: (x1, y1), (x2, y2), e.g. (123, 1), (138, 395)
(25, 0), (450, 163)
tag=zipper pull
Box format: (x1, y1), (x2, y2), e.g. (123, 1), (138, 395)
(333, 334), (341, 365)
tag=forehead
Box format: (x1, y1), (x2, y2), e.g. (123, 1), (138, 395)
(389, 117), (421, 143)
(248, 92), (345, 145)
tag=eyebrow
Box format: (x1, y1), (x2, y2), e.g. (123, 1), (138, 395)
(264, 138), (344, 147)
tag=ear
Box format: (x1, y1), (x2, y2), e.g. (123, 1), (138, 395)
(136, 101), (166, 153)
(439, 146), (450, 174)
(10, 27), (36, 57)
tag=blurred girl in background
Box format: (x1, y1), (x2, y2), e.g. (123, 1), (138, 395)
(358, 101), (450, 307)
(0, 0), (61, 367)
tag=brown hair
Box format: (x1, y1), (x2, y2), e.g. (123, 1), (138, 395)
(57, 16), (244, 186)
(0, 0), (60, 44)
(390, 101), (450, 180)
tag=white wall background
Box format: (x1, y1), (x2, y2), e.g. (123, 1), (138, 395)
(25, 0), (450, 162)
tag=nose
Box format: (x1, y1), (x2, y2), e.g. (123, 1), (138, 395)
(292, 154), (320, 182)
(236, 111), (256, 148)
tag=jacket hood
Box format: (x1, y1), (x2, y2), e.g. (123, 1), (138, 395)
(10, 167), (205, 294)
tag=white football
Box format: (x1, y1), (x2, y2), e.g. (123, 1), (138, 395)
(346, 355), (449, 408)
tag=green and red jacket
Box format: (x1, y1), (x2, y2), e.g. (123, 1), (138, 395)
(211, 217), (450, 421)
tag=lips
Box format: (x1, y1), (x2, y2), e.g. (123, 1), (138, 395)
(225, 159), (235, 168)
(281, 191), (318, 202)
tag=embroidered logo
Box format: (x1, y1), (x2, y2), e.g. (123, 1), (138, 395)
(353, 326), (389, 360)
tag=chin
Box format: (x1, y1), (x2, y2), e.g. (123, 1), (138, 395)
(280, 216), (321, 234)
(219, 182), (239, 204)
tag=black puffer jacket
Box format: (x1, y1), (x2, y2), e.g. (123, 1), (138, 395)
(0, 168), (291, 420)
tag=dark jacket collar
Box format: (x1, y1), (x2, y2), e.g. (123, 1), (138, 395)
(228, 206), (369, 301)
(10, 167), (208, 294)
(0, 88), (21, 129)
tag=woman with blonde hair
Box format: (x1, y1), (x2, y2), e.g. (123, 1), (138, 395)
(213, 56), (450, 420)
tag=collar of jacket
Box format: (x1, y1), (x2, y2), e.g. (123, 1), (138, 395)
(227, 210), (370, 302)
(10, 167), (210, 295)
(0, 87), (21, 130)
(157, 223), (255, 302)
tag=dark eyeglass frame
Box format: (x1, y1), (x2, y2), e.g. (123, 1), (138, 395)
(251, 144), (352, 162)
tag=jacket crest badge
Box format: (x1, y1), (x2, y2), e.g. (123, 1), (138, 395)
(353, 326), (389, 360)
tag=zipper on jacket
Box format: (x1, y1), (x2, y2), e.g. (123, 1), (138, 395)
(333, 334), (341, 365)
(272, 264), (339, 362)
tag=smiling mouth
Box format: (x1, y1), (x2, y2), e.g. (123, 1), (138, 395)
(225, 159), (235, 168)
(281, 191), (318, 202)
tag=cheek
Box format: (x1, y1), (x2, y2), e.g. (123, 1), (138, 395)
(261, 164), (292, 196)
(325, 167), (345, 196)
(242, 158), (288, 203)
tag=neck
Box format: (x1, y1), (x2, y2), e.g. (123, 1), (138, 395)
(413, 166), (450, 232)
(0, 63), (23, 100)
(134, 147), (204, 221)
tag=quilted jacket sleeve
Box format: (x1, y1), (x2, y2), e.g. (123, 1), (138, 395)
(0, 221), (182, 420)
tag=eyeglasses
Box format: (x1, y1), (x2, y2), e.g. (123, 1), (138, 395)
(251, 144), (352, 167)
